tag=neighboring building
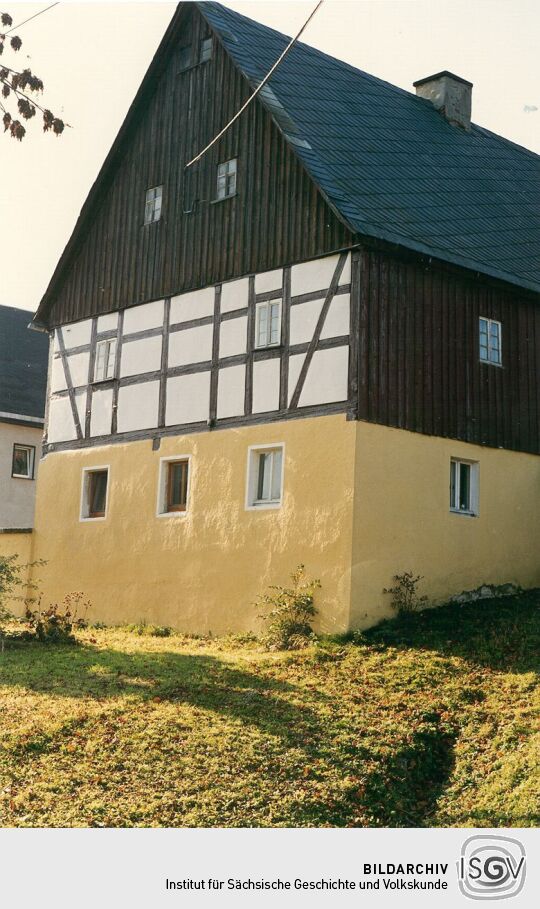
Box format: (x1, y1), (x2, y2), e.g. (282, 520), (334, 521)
(0, 305), (48, 533)
(30, 2), (539, 632)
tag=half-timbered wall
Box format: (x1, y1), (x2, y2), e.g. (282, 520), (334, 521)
(357, 249), (540, 455)
(42, 5), (352, 328)
(47, 252), (352, 449)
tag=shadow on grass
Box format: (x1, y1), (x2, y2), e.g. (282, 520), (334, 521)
(360, 590), (540, 674)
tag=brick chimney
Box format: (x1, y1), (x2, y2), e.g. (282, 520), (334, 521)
(413, 71), (473, 130)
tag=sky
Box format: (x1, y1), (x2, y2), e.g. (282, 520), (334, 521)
(2, 0), (539, 314)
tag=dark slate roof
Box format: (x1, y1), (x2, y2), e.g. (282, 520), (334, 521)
(200, 2), (540, 294)
(0, 306), (48, 421)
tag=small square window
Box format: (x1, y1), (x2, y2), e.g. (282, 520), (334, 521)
(81, 468), (109, 520)
(178, 45), (192, 71)
(200, 37), (212, 63)
(12, 444), (35, 479)
(144, 185), (163, 225)
(246, 445), (284, 509)
(255, 300), (281, 348)
(216, 158), (237, 200)
(450, 459), (478, 516)
(479, 317), (502, 365)
(157, 457), (191, 517)
(94, 338), (117, 382)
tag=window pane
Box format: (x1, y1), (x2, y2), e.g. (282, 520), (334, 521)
(89, 471), (107, 516)
(450, 460), (457, 510)
(13, 446), (30, 476)
(459, 463), (470, 511)
(270, 449), (282, 501)
(257, 453), (271, 500)
(256, 304), (268, 347)
(168, 461), (188, 510)
(106, 339), (117, 377)
(217, 160), (237, 199)
(200, 37), (212, 62)
(178, 45), (191, 70)
(269, 302), (281, 344)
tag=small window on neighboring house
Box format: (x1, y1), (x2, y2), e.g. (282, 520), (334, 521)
(178, 45), (192, 71)
(94, 338), (117, 382)
(12, 444), (35, 479)
(81, 468), (109, 520)
(255, 300), (281, 348)
(450, 459), (478, 516)
(479, 317), (502, 365)
(157, 457), (190, 516)
(200, 37), (212, 63)
(144, 185), (163, 225)
(246, 445), (284, 509)
(216, 158), (237, 200)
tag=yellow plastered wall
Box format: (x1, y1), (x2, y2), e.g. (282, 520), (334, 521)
(351, 421), (540, 629)
(0, 532), (35, 615)
(31, 415), (357, 634)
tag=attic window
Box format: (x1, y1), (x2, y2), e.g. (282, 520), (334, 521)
(216, 158), (237, 200)
(178, 45), (192, 71)
(200, 37), (212, 63)
(144, 185), (162, 225)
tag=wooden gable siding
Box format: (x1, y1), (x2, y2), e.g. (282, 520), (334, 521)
(46, 6), (352, 328)
(357, 248), (540, 454)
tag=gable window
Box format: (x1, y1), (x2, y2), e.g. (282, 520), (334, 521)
(479, 317), (502, 365)
(157, 456), (191, 517)
(144, 185), (163, 225)
(200, 37), (212, 63)
(450, 459), (478, 516)
(255, 300), (281, 348)
(81, 467), (109, 520)
(94, 338), (117, 382)
(246, 444), (284, 510)
(12, 444), (35, 479)
(216, 158), (237, 200)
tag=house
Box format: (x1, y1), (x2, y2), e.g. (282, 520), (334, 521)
(0, 305), (48, 566)
(29, 1), (540, 632)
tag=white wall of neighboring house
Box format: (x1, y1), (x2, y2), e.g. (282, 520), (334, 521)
(0, 421), (43, 529)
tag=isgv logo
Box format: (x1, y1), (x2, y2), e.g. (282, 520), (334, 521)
(458, 835), (526, 901)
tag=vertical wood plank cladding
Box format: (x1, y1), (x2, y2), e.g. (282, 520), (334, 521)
(358, 248), (540, 455)
(47, 6), (351, 327)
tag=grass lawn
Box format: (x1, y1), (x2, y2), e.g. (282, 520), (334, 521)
(0, 591), (538, 828)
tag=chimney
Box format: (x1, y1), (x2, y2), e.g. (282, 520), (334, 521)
(413, 71), (473, 130)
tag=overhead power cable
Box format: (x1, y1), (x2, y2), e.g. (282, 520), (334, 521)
(5, 2), (60, 35)
(185, 0), (324, 169)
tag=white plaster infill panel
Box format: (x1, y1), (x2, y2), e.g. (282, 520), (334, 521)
(290, 298), (324, 346)
(123, 299), (164, 334)
(51, 351), (90, 393)
(255, 268), (283, 294)
(220, 277), (249, 313)
(219, 315), (248, 359)
(97, 312), (119, 333)
(166, 372), (210, 426)
(120, 335), (162, 378)
(298, 346), (349, 407)
(48, 391), (86, 443)
(90, 387), (113, 437)
(287, 353), (306, 406)
(320, 293), (350, 339)
(59, 319), (92, 350)
(290, 252), (351, 296)
(216, 364), (246, 419)
(168, 324), (213, 368)
(170, 287), (214, 323)
(252, 358), (280, 413)
(117, 381), (159, 433)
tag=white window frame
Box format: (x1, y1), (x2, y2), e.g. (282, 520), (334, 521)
(450, 458), (479, 517)
(156, 455), (192, 518)
(144, 184), (163, 225)
(255, 299), (282, 349)
(245, 444), (285, 511)
(216, 158), (237, 200)
(94, 338), (117, 382)
(12, 443), (35, 479)
(479, 316), (502, 366)
(80, 465), (110, 522)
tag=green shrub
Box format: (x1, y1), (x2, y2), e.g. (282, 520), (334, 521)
(258, 564), (321, 650)
(383, 571), (428, 615)
(24, 592), (90, 644)
(0, 554), (43, 647)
